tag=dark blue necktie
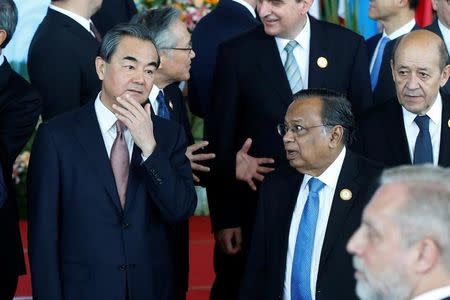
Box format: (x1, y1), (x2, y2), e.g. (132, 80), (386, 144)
(156, 90), (170, 120)
(370, 36), (390, 91)
(0, 164), (7, 208)
(413, 115), (433, 164)
(291, 177), (325, 300)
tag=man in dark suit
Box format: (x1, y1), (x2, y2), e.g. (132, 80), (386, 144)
(239, 89), (382, 300)
(189, 0), (259, 119)
(354, 30), (450, 168)
(0, 1), (41, 298)
(132, 8), (216, 299)
(426, 0), (450, 94)
(92, 0), (137, 36)
(27, 23), (197, 300)
(365, 0), (419, 105)
(28, 0), (103, 120)
(347, 165), (450, 300)
(207, 0), (372, 297)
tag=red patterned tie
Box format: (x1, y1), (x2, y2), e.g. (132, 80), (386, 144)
(110, 120), (129, 208)
(89, 21), (102, 43)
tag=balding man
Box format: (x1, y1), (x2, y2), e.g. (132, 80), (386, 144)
(354, 30), (450, 167)
(347, 165), (450, 300)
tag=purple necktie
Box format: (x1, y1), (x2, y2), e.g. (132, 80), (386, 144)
(110, 120), (129, 208)
(90, 21), (102, 43)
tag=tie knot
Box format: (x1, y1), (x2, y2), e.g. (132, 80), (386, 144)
(116, 120), (126, 134)
(285, 40), (298, 54)
(380, 36), (390, 46)
(308, 177), (325, 194)
(156, 90), (165, 104)
(415, 115), (430, 131)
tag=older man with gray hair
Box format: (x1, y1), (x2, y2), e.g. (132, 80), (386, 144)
(347, 165), (450, 300)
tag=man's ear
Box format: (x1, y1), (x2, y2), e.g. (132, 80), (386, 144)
(0, 29), (7, 48)
(440, 64), (450, 87)
(95, 56), (106, 80)
(329, 125), (344, 149)
(414, 238), (441, 274)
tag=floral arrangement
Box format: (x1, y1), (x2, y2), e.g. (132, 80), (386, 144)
(140, 0), (218, 31)
(12, 151), (30, 185)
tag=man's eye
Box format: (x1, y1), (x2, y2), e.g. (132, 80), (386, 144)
(293, 125), (304, 133)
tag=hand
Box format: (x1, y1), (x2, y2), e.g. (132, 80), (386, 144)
(236, 138), (275, 191)
(215, 227), (242, 255)
(185, 141), (215, 182)
(112, 93), (156, 156)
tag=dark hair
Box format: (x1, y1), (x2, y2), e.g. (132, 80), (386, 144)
(392, 31), (450, 70)
(292, 88), (355, 146)
(0, 0), (17, 48)
(409, 0), (419, 9)
(98, 23), (160, 67)
(130, 7), (181, 50)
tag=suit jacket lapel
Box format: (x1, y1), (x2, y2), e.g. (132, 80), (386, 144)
(438, 96), (450, 167)
(255, 27), (293, 107)
(318, 152), (358, 271)
(123, 144), (142, 213)
(308, 17), (328, 89)
(49, 9), (99, 45)
(389, 102), (412, 164)
(74, 102), (123, 213)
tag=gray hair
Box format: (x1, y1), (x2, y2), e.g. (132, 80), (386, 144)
(292, 88), (355, 146)
(98, 23), (160, 67)
(0, 0), (17, 48)
(381, 165), (450, 269)
(130, 7), (181, 50)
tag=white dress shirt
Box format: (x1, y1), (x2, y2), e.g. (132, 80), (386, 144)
(232, 0), (256, 18)
(438, 19), (450, 55)
(49, 4), (96, 38)
(148, 85), (163, 115)
(275, 15), (311, 90)
(370, 19), (416, 72)
(0, 52), (4, 67)
(412, 286), (450, 300)
(94, 94), (134, 160)
(402, 93), (442, 165)
(283, 147), (347, 300)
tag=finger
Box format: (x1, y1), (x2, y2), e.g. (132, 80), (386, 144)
(256, 157), (275, 165)
(190, 153), (215, 162)
(254, 173), (265, 182)
(239, 138), (252, 154)
(257, 166), (275, 174)
(193, 173), (200, 183)
(144, 103), (152, 117)
(191, 162), (210, 173)
(246, 178), (257, 191)
(112, 104), (135, 123)
(116, 97), (142, 119)
(189, 141), (209, 153)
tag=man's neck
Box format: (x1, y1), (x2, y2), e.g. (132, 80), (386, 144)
(52, 1), (91, 19)
(382, 12), (415, 35)
(154, 74), (173, 90)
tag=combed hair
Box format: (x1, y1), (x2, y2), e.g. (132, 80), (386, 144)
(98, 23), (160, 67)
(0, 0), (17, 48)
(381, 165), (450, 269)
(130, 7), (181, 50)
(392, 31), (450, 70)
(292, 88), (355, 146)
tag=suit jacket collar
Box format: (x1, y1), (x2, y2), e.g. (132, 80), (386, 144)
(308, 17), (332, 89)
(0, 58), (12, 94)
(438, 94), (450, 166)
(74, 101), (142, 214)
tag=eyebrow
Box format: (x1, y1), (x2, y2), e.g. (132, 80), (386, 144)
(122, 56), (158, 68)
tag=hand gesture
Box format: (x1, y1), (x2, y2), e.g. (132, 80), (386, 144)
(185, 141), (215, 183)
(215, 227), (242, 255)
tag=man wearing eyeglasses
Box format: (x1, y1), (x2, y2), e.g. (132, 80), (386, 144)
(239, 89), (382, 300)
(132, 8), (215, 300)
(426, 0), (450, 94)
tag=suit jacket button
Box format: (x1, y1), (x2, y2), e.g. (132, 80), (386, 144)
(122, 222), (129, 229)
(119, 264), (127, 271)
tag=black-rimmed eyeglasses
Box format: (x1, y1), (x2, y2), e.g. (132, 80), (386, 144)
(160, 47), (194, 54)
(277, 123), (331, 137)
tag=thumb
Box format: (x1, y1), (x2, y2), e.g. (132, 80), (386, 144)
(240, 138), (252, 154)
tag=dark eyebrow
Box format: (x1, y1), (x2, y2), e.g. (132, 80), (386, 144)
(122, 56), (137, 62)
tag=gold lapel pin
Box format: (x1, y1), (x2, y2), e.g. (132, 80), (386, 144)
(169, 100), (174, 110)
(340, 189), (352, 201)
(447, 119), (450, 128)
(317, 57), (328, 69)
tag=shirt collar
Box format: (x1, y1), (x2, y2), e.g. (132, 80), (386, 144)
(411, 285), (450, 300)
(438, 19), (450, 52)
(275, 15), (311, 54)
(94, 92), (119, 136)
(382, 19), (416, 40)
(302, 147), (347, 190)
(0, 52), (4, 67)
(232, 0), (256, 18)
(402, 93), (442, 127)
(49, 4), (92, 34)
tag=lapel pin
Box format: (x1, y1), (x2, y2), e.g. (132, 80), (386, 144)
(169, 100), (174, 110)
(447, 119), (450, 128)
(340, 188), (352, 201)
(317, 57), (328, 69)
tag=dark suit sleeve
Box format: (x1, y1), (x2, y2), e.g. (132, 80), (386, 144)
(27, 123), (63, 300)
(28, 45), (83, 120)
(142, 122), (197, 223)
(348, 36), (373, 115)
(239, 180), (267, 299)
(207, 44), (242, 231)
